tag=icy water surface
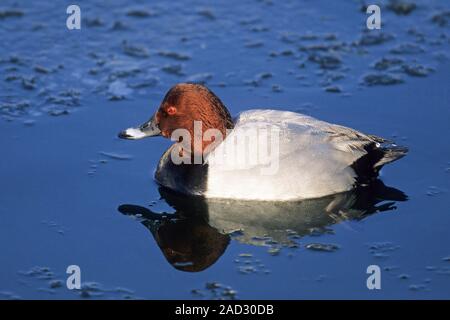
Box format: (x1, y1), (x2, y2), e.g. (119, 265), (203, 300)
(1, 0), (450, 299)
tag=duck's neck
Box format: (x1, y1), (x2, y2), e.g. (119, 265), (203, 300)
(173, 118), (233, 165)
(191, 120), (231, 164)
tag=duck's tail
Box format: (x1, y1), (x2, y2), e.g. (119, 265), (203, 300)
(352, 138), (408, 182)
(374, 145), (409, 169)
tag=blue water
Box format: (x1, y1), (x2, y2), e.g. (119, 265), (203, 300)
(1, 0), (450, 299)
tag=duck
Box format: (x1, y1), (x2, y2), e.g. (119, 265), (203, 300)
(118, 83), (407, 201)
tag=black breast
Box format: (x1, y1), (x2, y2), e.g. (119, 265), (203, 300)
(155, 145), (209, 195)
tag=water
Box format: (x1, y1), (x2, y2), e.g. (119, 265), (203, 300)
(1, 0), (449, 299)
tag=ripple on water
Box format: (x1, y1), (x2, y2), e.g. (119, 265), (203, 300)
(0, 291), (21, 300)
(0, 8), (24, 19)
(162, 63), (185, 76)
(244, 40), (264, 48)
(111, 21), (129, 31)
(99, 152), (133, 161)
(185, 73), (213, 84)
(372, 57), (405, 70)
(191, 282), (237, 300)
(271, 84), (283, 92)
(121, 40), (150, 58)
(426, 185), (445, 196)
(244, 72), (273, 87)
(78, 282), (137, 299)
(390, 43), (425, 55)
(197, 8), (216, 21)
(18, 266), (55, 280)
(158, 50), (191, 61)
(431, 11), (450, 27)
(305, 243), (339, 252)
(0, 101), (31, 119)
(356, 32), (394, 46)
(16, 265), (138, 299)
(361, 73), (404, 86)
(324, 85), (342, 93)
(308, 53), (342, 70)
(33, 65), (51, 74)
(235, 253), (271, 275)
(387, 0), (417, 16)
(409, 284), (427, 291)
(367, 242), (400, 259)
(398, 273), (410, 280)
(402, 63), (434, 77)
(126, 8), (158, 18)
(85, 17), (104, 28)
(108, 80), (133, 100)
(41, 220), (65, 235)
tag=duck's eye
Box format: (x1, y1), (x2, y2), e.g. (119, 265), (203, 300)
(167, 106), (177, 116)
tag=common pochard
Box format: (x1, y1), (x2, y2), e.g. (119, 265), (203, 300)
(119, 83), (407, 201)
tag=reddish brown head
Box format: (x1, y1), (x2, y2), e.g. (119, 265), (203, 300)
(155, 83), (234, 138)
(119, 83), (234, 156)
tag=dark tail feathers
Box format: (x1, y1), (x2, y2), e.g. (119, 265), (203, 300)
(374, 145), (409, 169)
(352, 143), (408, 182)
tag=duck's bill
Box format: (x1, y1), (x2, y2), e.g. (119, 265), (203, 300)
(118, 115), (161, 140)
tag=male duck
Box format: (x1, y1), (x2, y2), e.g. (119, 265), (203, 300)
(119, 83), (407, 201)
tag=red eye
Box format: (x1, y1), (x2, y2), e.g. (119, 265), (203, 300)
(167, 106), (177, 115)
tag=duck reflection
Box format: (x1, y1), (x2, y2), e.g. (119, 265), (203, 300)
(118, 180), (407, 272)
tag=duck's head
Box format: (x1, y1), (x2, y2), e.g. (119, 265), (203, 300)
(118, 83), (234, 143)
